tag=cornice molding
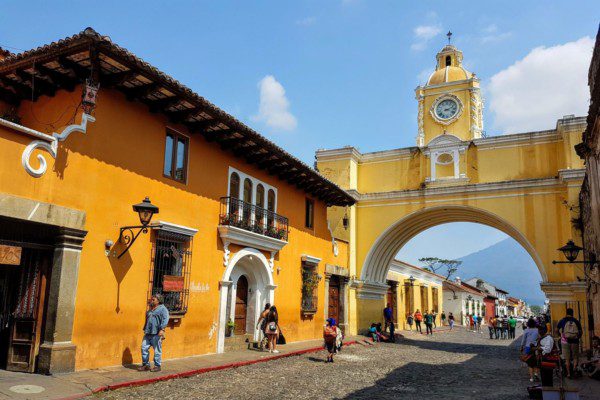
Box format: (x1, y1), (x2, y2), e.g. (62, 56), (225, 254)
(389, 261), (444, 285)
(558, 168), (585, 182)
(355, 177), (566, 203)
(473, 130), (560, 149)
(154, 221), (198, 237)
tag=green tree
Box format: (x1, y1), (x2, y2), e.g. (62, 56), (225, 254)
(530, 305), (542, 315)
(418, 257), (462, 280)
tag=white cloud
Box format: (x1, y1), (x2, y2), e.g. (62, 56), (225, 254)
(252, 75), (298, 131)
(480, 24), (512, 44)
(488, 37), (593, 133)
(296, 16), (316, 26)
(411, 24), (441, 51)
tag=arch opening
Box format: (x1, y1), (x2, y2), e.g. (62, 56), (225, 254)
(361, 205), (548, 287)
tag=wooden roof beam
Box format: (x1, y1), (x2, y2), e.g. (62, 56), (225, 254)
(58, 56), (89, 80)
(100, 70), (137, 87)
(0, 86), (20, 105)
(36, 64), (77, 92)
(188, 119), (222, 133)
(146, 96), (180, 113)
(167, 106), (206, 124)
(0, 76), (35, 100)
(125, 83), (159, 101)
(15, 70), (56, 98)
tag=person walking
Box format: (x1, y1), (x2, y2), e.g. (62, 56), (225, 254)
(441, 311), (447, 326)
(501, 315), (509, 339)
(139, 294), (169, 372)
(323, 318), (338, 363)
(557, 308), (583, 378)
(472, 314), (477, 332)
(424, 310), (434, 335)
(521, 318), (540, 382)
(414, 310), (423, 333)
(406, 312), (414, 331)
(256, 303), (271, 351)
(265, 305), (280, 353)
(508, 315), (517, 339)
(488, 315), (496, 339)
(538, 326), (556, 387)
(432, 310), (438, 329)
(448, 312), (455, 330)
(495, 315), (502, 339)
(383, 303), (393, 333)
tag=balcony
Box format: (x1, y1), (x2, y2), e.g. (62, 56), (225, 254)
(218, 197), (289, 261)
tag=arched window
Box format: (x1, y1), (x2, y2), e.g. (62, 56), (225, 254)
(256, 184), (265, 208)
(256, 184), (265, 229)
(243, 179), (253, 203)
(445, 55), (451, 67)
(229, 172), (240, 199)
(243, 179), (253, 223)
(267, 189), (276, 228)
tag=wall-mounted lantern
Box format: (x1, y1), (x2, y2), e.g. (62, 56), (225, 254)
(407, 275), (416, 286)
(552, 239), (599, 284)
(117, 197), (159, 258)
(342, 209), (349, 230)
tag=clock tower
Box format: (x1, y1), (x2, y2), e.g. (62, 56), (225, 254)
(415, 41), (483, 146)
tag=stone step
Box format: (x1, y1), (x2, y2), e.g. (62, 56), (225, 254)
(224, 334), (254, 352)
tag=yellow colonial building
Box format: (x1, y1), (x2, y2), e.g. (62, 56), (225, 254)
(387, 260), (444, 329)
(0, 29), (354, 374)
(317, 43), (588, 338)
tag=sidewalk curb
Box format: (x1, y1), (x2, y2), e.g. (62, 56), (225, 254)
(57, 340), (358, 400)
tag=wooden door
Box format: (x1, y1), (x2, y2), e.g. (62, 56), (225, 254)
(328, 278), (340, 322)
(6, 249), (50, 373)
(387, 285), (397, 323)
(234, 276), (248, 335)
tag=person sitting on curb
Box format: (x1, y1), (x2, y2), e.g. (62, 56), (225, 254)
(139, 294), (169, 372)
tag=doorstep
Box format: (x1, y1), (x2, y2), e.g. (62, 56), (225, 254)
(0, 337), (359, 400)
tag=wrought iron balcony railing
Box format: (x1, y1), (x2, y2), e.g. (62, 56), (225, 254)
(219, 197), (289, 241)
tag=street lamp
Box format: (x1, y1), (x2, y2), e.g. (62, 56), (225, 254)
(407, 275), (416, 286)
(117, 197), (159, 258)
(552, 239), (599, 284)
(342, 209), (349, 230)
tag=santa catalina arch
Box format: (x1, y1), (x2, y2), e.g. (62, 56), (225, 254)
(316, 42), (587, 333)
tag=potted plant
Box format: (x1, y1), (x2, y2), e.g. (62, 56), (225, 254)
(226, 320), (235, 337)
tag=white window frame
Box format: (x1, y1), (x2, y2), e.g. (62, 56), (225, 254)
(227, 167), (278, 212)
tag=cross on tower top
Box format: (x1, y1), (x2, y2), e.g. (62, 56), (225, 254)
(447, 31), (453, 45)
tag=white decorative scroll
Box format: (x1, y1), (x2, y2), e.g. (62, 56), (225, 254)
(223, 242), (230, 267)
(21, 113), (96, 178)
(417, 95), (425, 147)
(327, 220), (339, 257)
(21, 140), (58, 178)
(269, 251), (276, 272)
(469, 89), (483, 138)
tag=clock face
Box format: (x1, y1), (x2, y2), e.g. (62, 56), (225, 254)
(435, 99), (458, 120)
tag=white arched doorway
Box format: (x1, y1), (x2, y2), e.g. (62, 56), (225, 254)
(217, 248), (276, 353)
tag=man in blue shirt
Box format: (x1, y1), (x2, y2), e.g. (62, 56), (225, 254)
(383, 303), (393, 333)
(139, 294), (170, 372)
(557, 308), (583, 378)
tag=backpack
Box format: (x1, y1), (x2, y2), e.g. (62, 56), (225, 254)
(563, 320), (579, 340)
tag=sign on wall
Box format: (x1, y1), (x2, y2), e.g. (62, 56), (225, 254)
(0, 245), (22, 265)
(163, 275), (184, 292)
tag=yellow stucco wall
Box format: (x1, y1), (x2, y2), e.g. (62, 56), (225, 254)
(0, 87), (349, 370)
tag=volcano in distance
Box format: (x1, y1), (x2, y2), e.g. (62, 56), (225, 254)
(457, 238), (546, 306)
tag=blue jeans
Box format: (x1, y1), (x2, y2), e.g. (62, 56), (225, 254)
(141, 334), (162, 366)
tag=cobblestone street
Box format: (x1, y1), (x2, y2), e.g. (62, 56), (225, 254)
(95, 329), (533, 400)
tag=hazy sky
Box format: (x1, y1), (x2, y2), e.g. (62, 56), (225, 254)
(1, 1), (597, 272)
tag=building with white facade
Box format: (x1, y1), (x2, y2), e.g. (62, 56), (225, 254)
(465, 277), (509, 316)
(442, 277), (485, 326)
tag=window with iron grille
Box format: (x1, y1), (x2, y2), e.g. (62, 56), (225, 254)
(149, 230), (192, 315)
(301, 262), (320, 314)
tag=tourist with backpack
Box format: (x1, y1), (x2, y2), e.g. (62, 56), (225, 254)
(557, 308), (583, 378)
